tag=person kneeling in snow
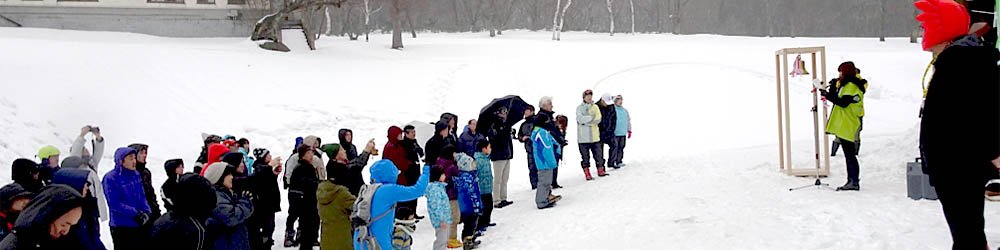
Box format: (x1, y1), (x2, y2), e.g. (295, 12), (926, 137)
(353, 160), (430, 250)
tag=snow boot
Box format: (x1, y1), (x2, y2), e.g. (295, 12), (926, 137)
(548, 194), (562, 204)
(597, 166), (609, 177)
(463, 236), (480, 250)
(583, 168), (594, 181)
(283, 231), (297, 248)
(448, 238), (463, 249)
(836, 180), (860, 191)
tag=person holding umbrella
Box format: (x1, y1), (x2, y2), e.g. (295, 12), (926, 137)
(477, 95), (530, 209)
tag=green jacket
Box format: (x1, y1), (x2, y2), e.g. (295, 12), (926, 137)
(825, 77), (866, 142)
(317, 180), (357, 250)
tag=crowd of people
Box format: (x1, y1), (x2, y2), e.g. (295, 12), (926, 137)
(0, 91), (633, 250)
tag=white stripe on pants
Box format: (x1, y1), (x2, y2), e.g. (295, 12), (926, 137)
(492, 160), (511, 203)
(434, 225), (450, 250)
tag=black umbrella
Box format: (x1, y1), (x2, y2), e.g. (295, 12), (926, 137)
(477, 95), (530, 135)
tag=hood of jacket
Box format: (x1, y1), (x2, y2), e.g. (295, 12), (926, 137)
(51, 168), (90, 195)
(113, 147), (138, 174)
(369, 160), (400, 184)
(172, 174), (217, 219)
(12, 185), (83, 241)
(387, 126), (403, 144)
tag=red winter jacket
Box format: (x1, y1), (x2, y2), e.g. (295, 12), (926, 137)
(382, 126), (410, 184)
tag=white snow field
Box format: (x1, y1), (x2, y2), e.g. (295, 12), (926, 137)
(0, 27), (997, 249)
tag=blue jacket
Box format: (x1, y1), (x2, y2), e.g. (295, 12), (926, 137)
(614, 106), (631, 137)
(532, 127), (559, 171)
(355, 160), (430, 250)
(458, 126), (485, 157)
(52, 168), (106, 250)
(206, 187), (254, 250)
(103, 147), (151, 228)
(473, 152), (493, 195)
(424, 182), (451, 229)
(454, 154), (482, 216)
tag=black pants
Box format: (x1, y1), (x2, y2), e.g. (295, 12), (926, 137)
(578, 143), (605, 168)
(840, 139), (860, 183)
(934, 176), (988, 250)
(609, 136), (626, 166)
(249, 209), (276, 249)
(398, 163), (421, 214)
(290, 193), (319, 250)
(111, 226), (150, 250)
(477, 194), (493, 230)
(285, 192), (300, 236)
(460, 214), (479, 238)
(526, 144), (538, 189)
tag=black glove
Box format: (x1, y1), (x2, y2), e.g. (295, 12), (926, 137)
(134, 212), (151, 225)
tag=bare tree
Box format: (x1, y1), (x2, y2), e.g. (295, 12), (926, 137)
(605, 0), (614, 36)
(878, 0), (886, 42)
(552, 0), (572, 40)
(251, 0), (348, 51)
(392, 0), (403, 49)
(364, 0), (383, 41)
(629, 0), (634, 34)
(667, 0), (688, 34)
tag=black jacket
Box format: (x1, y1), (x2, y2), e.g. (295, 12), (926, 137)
(326, 151), (372, 196)
(250, 162), (281, 213)
(424, 136), (450, 165)
(339, 129), (359, 161)
(151, 174), (217, 250)
(289, 160), (320, 200)
(537, 110), (567, 146)
(402, 138), (424, 165)
(50, 169), (105, 250)
(598, 104), (618, 144)
(920, 41), (1000, 186)
(10, 159), (42, 194)
(486, 117), (515, 161)
(137, 162), (162, 219)
(0, 185), (83, 250)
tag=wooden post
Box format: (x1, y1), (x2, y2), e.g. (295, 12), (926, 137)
(810, 52), (822, 172)
(819, 48), (830, 173)
(776, 53), (785, 171)
(781, 53), (795, 173)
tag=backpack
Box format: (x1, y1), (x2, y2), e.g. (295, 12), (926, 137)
(351, 183), (394, 250)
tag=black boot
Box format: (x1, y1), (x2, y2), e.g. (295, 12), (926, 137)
(283, 230), (297, 248)
(836, 180), (860, 191)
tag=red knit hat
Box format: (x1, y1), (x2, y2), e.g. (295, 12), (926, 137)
(915, 0), (970, 51)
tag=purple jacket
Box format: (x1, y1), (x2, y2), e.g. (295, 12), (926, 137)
(435, 158), (460, 200)
(103, 147), (151, 228)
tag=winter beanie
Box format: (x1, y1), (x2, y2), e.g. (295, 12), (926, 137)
(0, 183), (33, 211)
(320, 144), (341, 159)
(253, 148), (270, 161)
(203, 162), (231, 185)
(60, 156), (88, 170)
(303, 136), (320, 148)
(222, 152), (244, 167)
(915, 0), (971, 50)
(37, 146), (60, 160)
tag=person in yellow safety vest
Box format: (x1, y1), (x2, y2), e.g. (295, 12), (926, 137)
(823, 62), (867, 191)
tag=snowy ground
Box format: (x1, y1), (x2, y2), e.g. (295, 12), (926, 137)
(0, 27), (997, 249)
